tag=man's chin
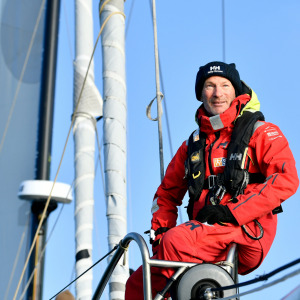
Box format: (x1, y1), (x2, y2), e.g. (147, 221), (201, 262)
(210, 108), (226, 115)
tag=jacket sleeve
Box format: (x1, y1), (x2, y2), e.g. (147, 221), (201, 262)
(151, 141), (188, 233)
(228, 122), (299, 225)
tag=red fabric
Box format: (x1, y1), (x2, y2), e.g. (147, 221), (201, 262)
(125, 221), (263, 300)
(125, 94), (299, 299)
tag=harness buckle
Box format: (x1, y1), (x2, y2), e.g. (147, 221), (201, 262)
(208, 175), (216, 189)
(216, 185), (226, 201)
(192, 171), (201, 179)
(209, 185), (226, 205)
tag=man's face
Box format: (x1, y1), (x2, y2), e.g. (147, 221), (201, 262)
(201, 76), (236, 116)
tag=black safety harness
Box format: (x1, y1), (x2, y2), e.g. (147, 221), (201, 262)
(185, 110), (282, 240)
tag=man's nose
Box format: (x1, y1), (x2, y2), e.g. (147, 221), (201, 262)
(213, 86), (223, 97)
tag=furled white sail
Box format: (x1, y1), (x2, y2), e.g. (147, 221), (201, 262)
(73, 0), (103, 299)
(99, 0), (128, 299)
(0, 0), (46, 299)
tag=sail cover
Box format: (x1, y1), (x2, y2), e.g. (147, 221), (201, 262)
(0, 0), (46, 298)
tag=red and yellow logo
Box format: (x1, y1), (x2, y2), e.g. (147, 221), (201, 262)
(213, 157), (226, 167)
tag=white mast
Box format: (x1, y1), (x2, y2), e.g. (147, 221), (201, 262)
(73, 0), (102, 299)
(99, 0), (128, 299)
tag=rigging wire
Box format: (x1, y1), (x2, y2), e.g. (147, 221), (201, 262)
(94, 121), (108, 255)
(18, 180), (73, 299)
(215, 266), (300, 300)
(50, 247), (300, 300)
(147, 2), (174, 160)
(49, 245), (118, 300)
(94, 120), (106, 197)
(156, 56), (185, 225)
(7, 1), (74, 297)
(77, 113), (107, 277)
(19, 202), (67, 300)
(0, 0), (46, 156)
(148, 0), (175, 159)
(151, 0), (165, 181)
(125, 0), (135, 37)
(69, 264), (77, 297)
(4, 213), (31, 300)
(13, 9), (125, 300)
(123, 0), (142, 261)
(147, 0), (183, 223)
(62, 0), (74, 59)
(212, 257), (300, 293)
(222, 0), (226, 62)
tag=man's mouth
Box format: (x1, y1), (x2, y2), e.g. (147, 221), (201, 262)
(212, 102), (225, 106)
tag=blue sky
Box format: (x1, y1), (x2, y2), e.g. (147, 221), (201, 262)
(43, 1), (300, 299)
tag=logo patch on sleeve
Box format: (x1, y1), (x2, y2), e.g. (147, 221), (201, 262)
(213, 157), (226, 167)
(264, 126), (282, 140)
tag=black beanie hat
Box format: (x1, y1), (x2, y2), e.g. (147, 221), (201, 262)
(195, 61), (243, 101)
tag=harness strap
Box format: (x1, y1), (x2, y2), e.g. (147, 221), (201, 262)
(155, 227), (170, 235)
(203, 172), (265, 189)
(145, 227), (170, 245)
(185, 130), (206, 219)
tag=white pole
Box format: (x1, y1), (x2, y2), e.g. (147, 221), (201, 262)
(99, 0), (128, 299)
(73, 0), (102, 299)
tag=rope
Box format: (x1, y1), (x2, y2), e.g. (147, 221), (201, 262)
(18, 184), (72, 299)
(49, 245), (118, 300)
(151, 0), (164, 181)
(4, 213), (31, 300)
(99, 0), (112, 14)
(0, 0), (46, 156)
(214, 267), (300, 300)
(9, 1), (72, 297)
(209, 257), (300, 296)
(119, 240), (129, 266)
(146, 93), (164, 121)
(19, 184), (73, 299)
(12, 10), (124, 300)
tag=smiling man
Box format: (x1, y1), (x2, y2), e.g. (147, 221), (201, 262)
(125, 61), (299, 299)
(201, 76), (236, 115)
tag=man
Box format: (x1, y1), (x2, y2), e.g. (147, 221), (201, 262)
(125, 61), (299, 299)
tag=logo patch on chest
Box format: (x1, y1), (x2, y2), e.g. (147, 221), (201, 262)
(213, 157), (226, 167)
(191, 152), (200, 162)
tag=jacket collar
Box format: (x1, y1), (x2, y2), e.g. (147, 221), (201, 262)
(196, 94), (251, 134)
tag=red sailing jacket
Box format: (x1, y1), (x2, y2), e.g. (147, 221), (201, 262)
(151, 93), (299, 255)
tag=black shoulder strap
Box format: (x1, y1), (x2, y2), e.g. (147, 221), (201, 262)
(223, 111), (265, 196)
(185, 130), (206, 219)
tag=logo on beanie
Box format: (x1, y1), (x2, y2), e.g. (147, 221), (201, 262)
(210, 66), (220, 71)
(208, 65), (224, 74)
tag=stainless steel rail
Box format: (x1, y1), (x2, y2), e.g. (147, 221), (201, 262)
(92, 233), (237, 300)
(92, 232), (197, 300)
